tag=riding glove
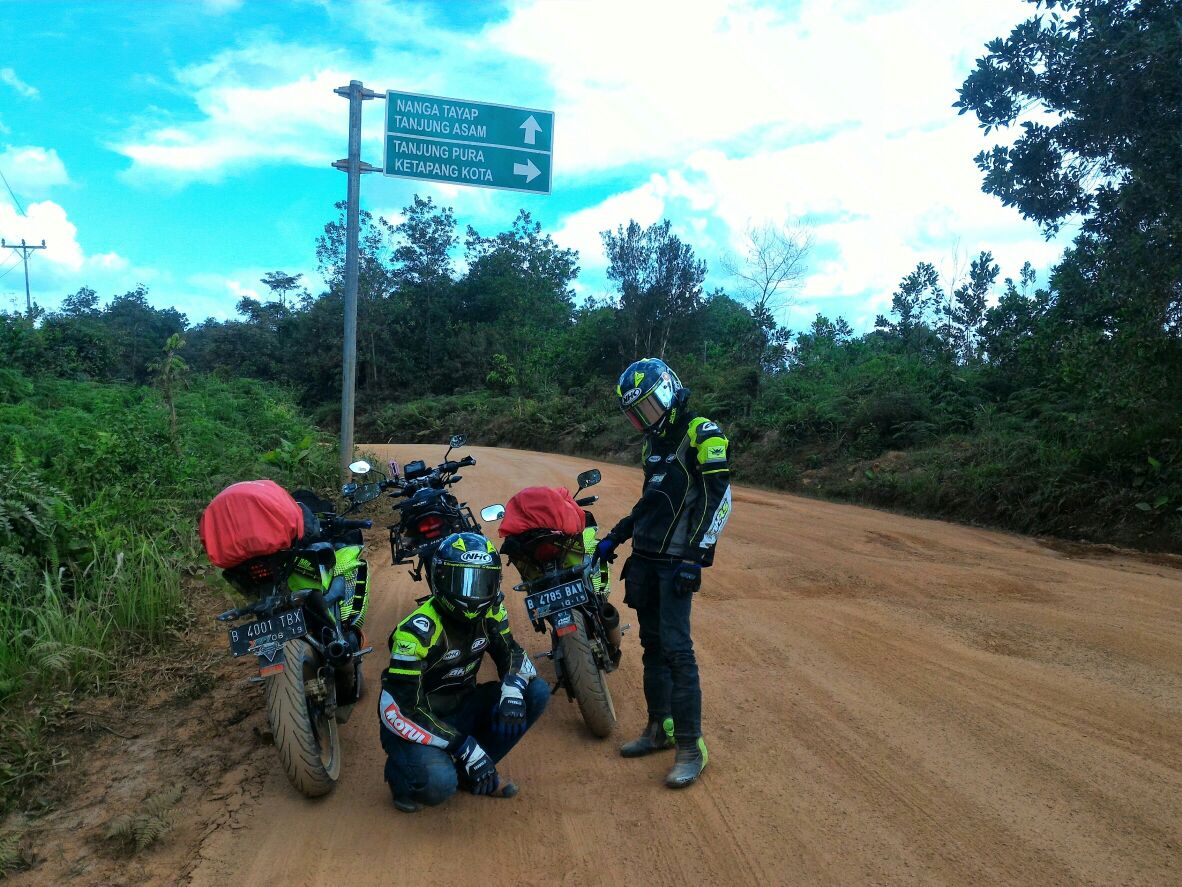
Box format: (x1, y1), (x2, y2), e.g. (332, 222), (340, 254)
(592, 537), (619, 566)
(492, 675), (528, 738)
(455, 736), (500, 795)
(673, 561), (702, 597)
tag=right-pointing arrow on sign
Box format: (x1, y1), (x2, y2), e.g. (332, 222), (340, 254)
(513, 158), (540, 183)
(520, 115), (542, 145)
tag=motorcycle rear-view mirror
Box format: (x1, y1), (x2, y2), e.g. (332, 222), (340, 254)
(348, 460), (372, 476)
(341, 482), (359, 497)
(449, 434), (466, 449)
(354, 482), (383, 504)
(576, 469), (601, 490)
(480, 504), (506, 522)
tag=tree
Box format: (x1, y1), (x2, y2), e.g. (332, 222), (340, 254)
(149, 333), (188, 455)
(391, 195), (458, 288)
(945, 251), (1000, 364)
(722, 220), (812, 389)
(60, 287), (100, 317)
(955, 0), (1179, 237)
(955, 0), (1181, 345)
(102, 286), (187, 384)
(601, 219), (707, 358)
(957, 0), (1182, 449)
(260, 272), (303, 308)
(461, 211), (578, 395)
(875, 263), (944, 353)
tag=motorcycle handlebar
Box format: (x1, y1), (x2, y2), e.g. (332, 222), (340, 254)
(331, 518), (372, 531)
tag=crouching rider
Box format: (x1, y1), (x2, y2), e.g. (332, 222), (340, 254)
(378, 532), (549, 812)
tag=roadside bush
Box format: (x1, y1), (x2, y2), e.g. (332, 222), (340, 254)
(0, 372), (335, 811)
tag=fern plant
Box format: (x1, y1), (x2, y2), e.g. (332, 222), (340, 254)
(105, 785), (182, 853)
(0, 829), (24, 876)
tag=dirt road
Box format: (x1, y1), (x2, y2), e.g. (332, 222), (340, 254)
(182, 444), (1180, 887)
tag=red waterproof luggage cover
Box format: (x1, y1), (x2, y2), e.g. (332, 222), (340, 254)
(199, 479), (305, 569)
(498, 486), (586, 538)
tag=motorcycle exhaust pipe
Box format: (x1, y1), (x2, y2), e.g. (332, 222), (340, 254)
(601, 602), (622, 652)
(326, 638), (352, 664)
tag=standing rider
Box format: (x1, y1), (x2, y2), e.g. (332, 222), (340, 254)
(379, 531), (549, 811)
(593, 358), (732, 788)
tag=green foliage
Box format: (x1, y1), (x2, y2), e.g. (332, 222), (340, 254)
(105, 785), (183, 853)
(0, 373), (334, 812)
(602, 218), (707, 359)
(0, 828), (25, 876)
(261, 433), (335, 490)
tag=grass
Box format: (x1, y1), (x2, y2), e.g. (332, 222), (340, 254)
(0, 372), (337, 814)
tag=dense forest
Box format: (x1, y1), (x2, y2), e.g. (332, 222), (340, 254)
(2, 0), (1179, 554)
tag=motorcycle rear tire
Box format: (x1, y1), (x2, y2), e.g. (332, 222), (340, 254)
(558, 610), (617, 738)
(265, 638), (341, 797)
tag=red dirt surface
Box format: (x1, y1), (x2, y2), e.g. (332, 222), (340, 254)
(13, 445), (1181, 886)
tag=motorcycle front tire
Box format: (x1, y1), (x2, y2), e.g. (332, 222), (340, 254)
(265, 638), (342, 797)
(557, 610), (618, 738)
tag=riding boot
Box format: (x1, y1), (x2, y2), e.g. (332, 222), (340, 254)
(619, 717), (675, 758)
(390, 784), (421, 814)
(665, 737), (708, 788)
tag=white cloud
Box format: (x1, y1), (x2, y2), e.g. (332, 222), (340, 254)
(116, 42), (351, 184)
(0, 68), (38, 99)
(0, 145), (70, 196)
(551, 113), (1066, 326)
(485, 0), (1033, 175)
(0, 200), (83, 271)
(104, 0), (1065, 329)
(552, 175), (668, 275)
(0, 198), (149, 311)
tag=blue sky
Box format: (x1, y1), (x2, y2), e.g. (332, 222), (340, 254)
(0, 0), (1069, 331)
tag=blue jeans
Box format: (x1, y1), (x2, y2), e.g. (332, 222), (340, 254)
(381, 677), (549, 806)
(623, 554), (701, 739)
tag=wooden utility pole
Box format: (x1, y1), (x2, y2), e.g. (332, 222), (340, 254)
(2, 238), (46, 315)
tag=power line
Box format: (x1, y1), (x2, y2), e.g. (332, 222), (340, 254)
(0, 255), (22, 282)
(0, 165), (26, 217)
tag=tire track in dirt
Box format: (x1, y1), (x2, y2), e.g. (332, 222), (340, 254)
(174, 445), (1181, 887)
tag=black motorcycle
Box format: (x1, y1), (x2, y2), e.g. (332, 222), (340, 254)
(214, 468), (381, 797)
(482, 469), (623, 738)
(382, 434), (482, 580)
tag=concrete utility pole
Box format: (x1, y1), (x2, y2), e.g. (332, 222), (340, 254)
(2, 238), (46, 315)
(332, 80), (380, 477)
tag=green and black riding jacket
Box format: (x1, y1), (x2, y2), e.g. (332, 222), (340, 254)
(609, 406), (733, 566)
(378, 597), (535, 751)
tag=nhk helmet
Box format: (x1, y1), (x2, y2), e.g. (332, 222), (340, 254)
(429, 532), (501, 620)
(617, 358), (682, 432)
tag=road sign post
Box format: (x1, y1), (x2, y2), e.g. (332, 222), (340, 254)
(383, 91), (554, 194)
(331, 80), (379, 478)
(332, 86), (552, 478)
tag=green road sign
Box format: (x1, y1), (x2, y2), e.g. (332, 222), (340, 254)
(383, 90), (554, 194)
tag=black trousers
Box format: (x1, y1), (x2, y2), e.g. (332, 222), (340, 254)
(622, 553), (701, 739)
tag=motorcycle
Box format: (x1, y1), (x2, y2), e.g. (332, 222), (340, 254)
(213, 467), (380, 797)
(383, 434), (482, 580)
(481, 469), (623, 738)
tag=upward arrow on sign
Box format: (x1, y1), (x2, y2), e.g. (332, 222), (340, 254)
(520, 115), (542, 145)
